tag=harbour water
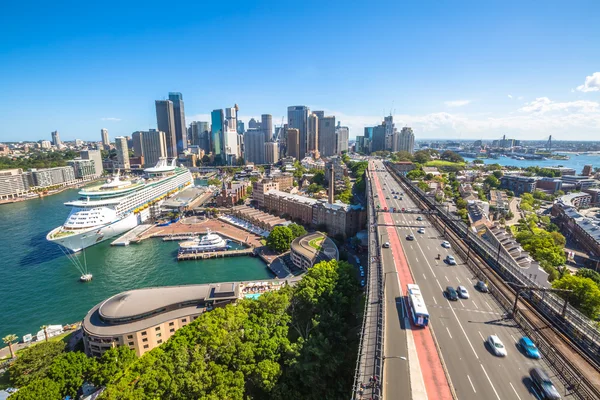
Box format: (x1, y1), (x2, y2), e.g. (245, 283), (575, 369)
(464, 153), (600, 170)
(0, 183), (272, 340)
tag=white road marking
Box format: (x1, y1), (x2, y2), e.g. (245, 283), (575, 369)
(472, 301), (479, 309)
(456, 276), (461, 283)
(435, 279), (443, 291)
(481, 364), (502, 400)
(510, 382), (523, 400)
(445, 276), (449, 282)
(478, 331), (485, 341)
(432, 296), (438, 305)
(467, 375), (476, 393)
(485, 301), (493, 310)
(446, 326), (453, 339)
(423, 273), (427, 280)
(416, 257), (419, 263)
(511, 334), (517, 343)
(427, 246), (430, 250)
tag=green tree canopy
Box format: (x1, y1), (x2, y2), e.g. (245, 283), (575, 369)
(484, 175), (500, 188)
(440, 150), (464, 163)
(575, 268), (600, 286)
(9, 341), (66, 387)
(9, 378), (62, 400)
(267, 226), (295, 252)
(288, 223), (307, 238)
(553, 275), (600, 319)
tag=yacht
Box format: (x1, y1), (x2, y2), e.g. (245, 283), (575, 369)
(47, 158), (193, 252)
(178, 229), (229, 253)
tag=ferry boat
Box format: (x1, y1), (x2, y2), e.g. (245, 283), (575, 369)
(47, 158), (193, 252)
(178, 229), (229, 253)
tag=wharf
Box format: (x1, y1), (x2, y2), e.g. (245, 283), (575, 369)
(177, 248), (254, 261)
(111, 224), (153, 246)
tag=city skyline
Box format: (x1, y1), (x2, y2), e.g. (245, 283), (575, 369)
(1, 1), (599, 142)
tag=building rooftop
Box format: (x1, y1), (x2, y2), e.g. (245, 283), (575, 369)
(291, 232), (339, 264)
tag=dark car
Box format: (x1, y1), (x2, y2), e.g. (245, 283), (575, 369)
(445, 286), (458, 301)
(406, 234), (415, 241)
(475, 281), (489, 293)
(530, 367), (561, 399)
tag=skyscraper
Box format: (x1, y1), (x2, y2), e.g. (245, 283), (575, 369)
(264, 142), (279, 164)
(141, 130), (167, 167)
(51, 131), (61, 147)
(190, 121), (211, 154)
(287, 106), (309, 158)
(80, 150), (103, 177)
(244, 130), (265, 164)
(237, 120), (245, 134)
(286, 128), (300, 160)
(155, 100), (177, 159)
(101, 128), (109, 149)
(317, 114), (336, 156)
(248, 118), (259, 129)
(211, 110), (225, 164)
(398, 127), (415, 154)
(132, 131), (144, 158)
(168, 92), (187, 153)
(261, 114), (273, 142)
(335, 125), (349, 154)
(307, 113), (319, 154)
(224, 106), (239, 164)
(371, 125), (386, 152)
(115, 136), (130, 169)
(384, 115), (396, 151)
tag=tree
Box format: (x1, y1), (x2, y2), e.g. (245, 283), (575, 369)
(288, 223), (307, 238)
(576, 269), (600, 286)
(311, 170), (325, 186)
(40, 325), (48, 342)
(207, 177), (222, 186)
(492, 170), (503, 179)
(413, 150), (432, 164)
(473, 159), (484, 164)
(267, 226), (295, 252)
(440, 150), (464, 163)
(9, 341), (66, 387)
(9, 378), (62, 400)
(417, 181), (429, 192)
(2, 334), (18, 359)
(306, 183), (323, 194)
(553, 275), (600, 319)
(406, 168), (425, 180)
(484, 175), (500, 188)
(47, 351), (98, 398)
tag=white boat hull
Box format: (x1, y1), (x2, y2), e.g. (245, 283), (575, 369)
(47, 213), (138, 252)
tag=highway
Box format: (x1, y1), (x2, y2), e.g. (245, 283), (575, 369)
(371, 160), (573, 400)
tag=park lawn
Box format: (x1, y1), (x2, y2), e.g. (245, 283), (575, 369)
(425, 160), (465, 168)
(309, 237), (324, 250)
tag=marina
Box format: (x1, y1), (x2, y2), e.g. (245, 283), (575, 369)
(177, 248), (254, 261)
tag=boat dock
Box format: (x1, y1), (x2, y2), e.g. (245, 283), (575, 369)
(162, 235), (195, 241)
(111, 224), (153, 246)
(177, 248), (254, 261)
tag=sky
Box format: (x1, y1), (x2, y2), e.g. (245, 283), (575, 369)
(1, 0), (599, 143)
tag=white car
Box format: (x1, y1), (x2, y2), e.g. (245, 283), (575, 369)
(457, 286), (469, 299)
(445, 255), (457, 265)
(487, 335), (507, 357)
(441, 241), (451, 249)
(417, 228), (425, 234)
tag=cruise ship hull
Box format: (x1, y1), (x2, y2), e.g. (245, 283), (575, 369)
(47, 213), (138, 252)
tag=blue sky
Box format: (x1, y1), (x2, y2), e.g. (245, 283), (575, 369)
(1, 0), (599, 142)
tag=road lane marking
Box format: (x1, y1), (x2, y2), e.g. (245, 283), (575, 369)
(485, 301), (493, 310)
(445, 276), (449, 282)
(467, 375), (476, 393)
(472, 301), (479, 309)
(427, 246), (430, 250)
(416, 257), (419, 263)
(478, 331), (485, 341)
(481, 364), (502, 400)
(456, 276), (461, 283)
(432, 296), (437, 305)
(446, 326), (453, 339)
(435, 279), (443, 291)
(511, 334), (517, 343)
(510, 382), (522, 400)
(423, 273), (427, 280)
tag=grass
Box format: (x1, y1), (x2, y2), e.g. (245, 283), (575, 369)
(260, 239), (267, 246)
(425, 160), (466, 168)
(309, 237), (324, 251)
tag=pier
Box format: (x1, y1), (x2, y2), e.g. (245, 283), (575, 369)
(177, 248), (254, 261)
(110, 224), (153, 246)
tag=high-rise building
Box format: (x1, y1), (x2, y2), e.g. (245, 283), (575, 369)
(355, 136), (365, 153)
(287, 106), (309, 158)
(384, 116), (396, 151)
(336, 125), (349, 154)
(243, 130), (265, 164)
(264, 142), (279, 164)
(132, 131), (144, 158)
(398, 127), (415, 154)
(114, 137), (130, 169)
(51, 131), (61, 147)
(583, 165), (593, 177)
(211, 110), (225, 164)
(155, 100), (177, 159)
(141, 129), (167, 167)
(39, 140), (52, 149)
(261, 114), (273, 142)
(80, 150), (103, 177)
(371, 125), (386, 152)
(317, 115), (336, 156)
(224, 106), (239, 164)
(101, 128), (109, 149)
(190, 121), (211, 154)
(313, 111), (325, 119)
(168, 92), (187, 153)
(248, 118), (260, 130)
(286, 128), (300, 160)
(307, 113), (319, 153)
(237, 120), (245, 134)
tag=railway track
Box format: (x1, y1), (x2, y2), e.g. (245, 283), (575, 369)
(386, 164), (600, 400)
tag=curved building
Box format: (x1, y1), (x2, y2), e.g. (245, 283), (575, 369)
(290, 232), (339, 271)
(82, 282), (239, 357)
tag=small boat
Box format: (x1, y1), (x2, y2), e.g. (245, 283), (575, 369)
(179, 229), (229, 253)
(80, 274), (93, 282)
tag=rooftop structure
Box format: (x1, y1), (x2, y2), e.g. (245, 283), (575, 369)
(290, 232), (339, 271)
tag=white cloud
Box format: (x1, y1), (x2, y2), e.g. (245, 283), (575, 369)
(444, 100), (471, 107)
(519, 97), (599, 113)
(101, 117), (121, 122)
(518, 96), (524, 100)
(576, 72), (600, 92)
(507, 94), (513, 99)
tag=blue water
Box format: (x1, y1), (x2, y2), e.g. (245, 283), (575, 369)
(464, 153), (600, 170)
(0, 183), (272, 340)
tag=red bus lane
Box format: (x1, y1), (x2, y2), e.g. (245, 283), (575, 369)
(372, 167), (452, 400)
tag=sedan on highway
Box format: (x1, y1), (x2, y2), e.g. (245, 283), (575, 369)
(445, 255), (457, 265)
(416, 216), (423, 221)
(417, 228), (425, 234)
(406, 234), (415, 241)
(530, 367), (561, 400)
(475, 281), (489, 292)
(383, 242), (390, 248)
(519, 336), (541, 359)
(486, 335), (507, 357)
(441, 241), (451, 248)
(445, 286), (459, 301)
(457, 286), (469, 299)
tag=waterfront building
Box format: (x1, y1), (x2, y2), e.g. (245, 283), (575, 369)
(317, 115), (336, 157)
(80, 150), (104, 177)
(51, 130), (62, 147)
(286, 128), (300, 160)
(138, 130), (167, 167)
(0, 169), (31, 200)
(82, 283), (240, 357)
(287, 106), (309, 159)
(500, 175), (537, 195)
(261, 114), (273, 142)
(101, 128), (110, 149)
(335, 125), (349, 154)
(31, 166), (76, 187)
(68, 159), (96, 179)
(290, 232), (339, 271)
(252, 180), (280, 208)
(398, 127), (415, 154)
(307, 113), (319, 153)
(264, 142), (279, 165)
(583, 188), (600, 206)
(558, 193), (592, 208)
(244, 129), (265, 165)
(583, 165), (593, 177)
(155, 100), (178, 159)
(216, 181), (250, 207)
(168, 92), (187, 153)
(115, 136), (130, 170)
(561, 175), (597, 190)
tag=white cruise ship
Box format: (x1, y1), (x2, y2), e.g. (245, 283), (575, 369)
(47, 158), (193, 252)
(178, 230), (229, 253)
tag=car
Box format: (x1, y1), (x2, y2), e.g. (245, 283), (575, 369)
(394, 195), (398, 199)
(530, 368), (561, 399)
(416, 216), (423, 221)
(445, 255), (457, 265)
(486, 335), (507, 357)
(475, 280), (489, 292)
(360, 271), (365, 277)
(383, 242), (390, 248)
(457, 286), (469, 299)
(386, 197), (390, 199)
(400, 197), (403, 200)
(445, 286), (459, 301)
(417, 228), (425, 234)
(360, 280), (366, 287)
(406, 234), (415, 241)
(519, 336), (541, 359)
(441, 241), (451, 248)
